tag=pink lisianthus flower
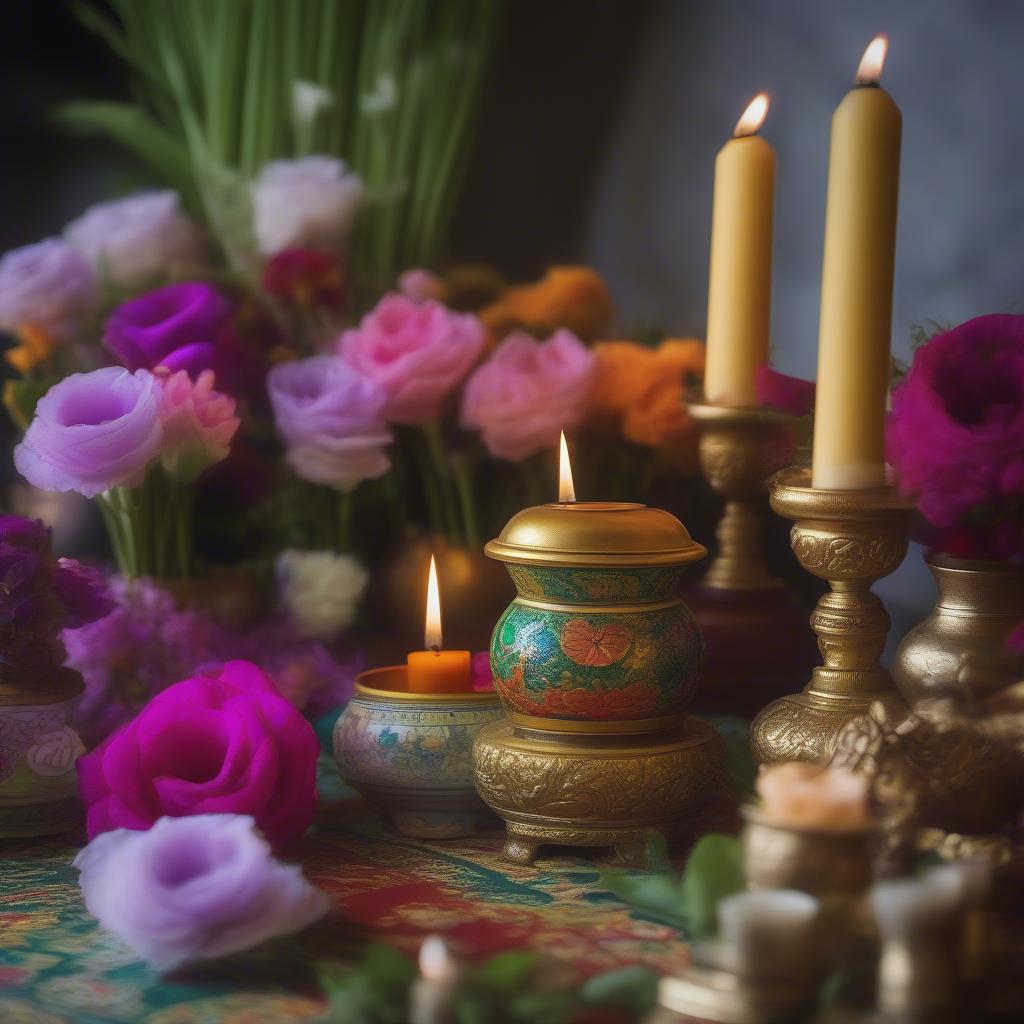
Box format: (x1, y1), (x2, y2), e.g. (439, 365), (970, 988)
(398, 268), (445, 304)
(755, 365), (816, 416)
(77, 660), (319, 850)
(886, 314), (1024, 560)
(74, 814), (329, 970)
(460, 329), (594, 461)
(14, 368), (164, 498)
(157, 369), (240, 483)
(268, 356), (392, 491)
(338, 294), (485, 423)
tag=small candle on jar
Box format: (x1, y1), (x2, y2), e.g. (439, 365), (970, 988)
(407, 555), (472, 693)
(717, 889), (820, 982)
(703, 93), (776, 408)
(409, 936), (460, 1024)
(756, 762), (870, 830)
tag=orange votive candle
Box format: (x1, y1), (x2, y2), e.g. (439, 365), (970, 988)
(406, 649), (472, 693)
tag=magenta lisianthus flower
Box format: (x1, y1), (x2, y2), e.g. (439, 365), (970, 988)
(471, 651), (494, 692)
(886, 314), (1024, 560)
(104, 281), (231, 376)
(338, 294), (485, 423)
(0, 515), (51, 553)
(77, 660), (319, 849)
(0, 238), (96, 343)
(14, 368), (163, 498)
(53, 558), (115, 629)
(268, 356), (392, 491)
(65, 191), (206, 289)
(157, 369), (240, 483)
(755, 365), (816, 416)
(74, 814), (329, 970)
(460, 329), (594, 461)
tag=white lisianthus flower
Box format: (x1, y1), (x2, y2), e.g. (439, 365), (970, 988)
(0, 238), (96, 341)
(65, 191), (206, 289)
(251, 157), (364, 256)
(277, 549), (369, 640)
(292, 80), (334, 124)
(360, 73), (398, 115)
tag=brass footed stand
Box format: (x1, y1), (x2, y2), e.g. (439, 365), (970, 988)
(685, 405), (818, 718)
(750, 467), (913, 765)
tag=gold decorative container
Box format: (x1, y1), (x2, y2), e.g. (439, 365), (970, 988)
(334, 666), (504, 838)
(741, 808), (877, 898)
(685, 404), (819, 718)
(894, 553), (1024, 704)
(750, 467), (913, 765)
(475, 500), (727, 863)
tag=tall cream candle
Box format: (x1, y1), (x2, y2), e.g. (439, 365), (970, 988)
(704, 94), (776, 407)
(812, 36), (902, 488)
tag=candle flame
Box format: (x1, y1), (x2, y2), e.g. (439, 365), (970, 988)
(419, 936), (457, 981)
(424, 554), (442, 650)
(856, 34), (888, 85)
(558, 431), (576, 502)
(733, 93), (769, 137)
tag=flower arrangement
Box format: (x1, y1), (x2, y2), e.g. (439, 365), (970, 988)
(887, 314), (1024, 561)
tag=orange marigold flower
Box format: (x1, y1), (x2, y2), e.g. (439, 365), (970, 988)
(481, 266), (613, 342)
(4, 324), (58, 374)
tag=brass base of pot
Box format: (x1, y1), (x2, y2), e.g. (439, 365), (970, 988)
(473, 717), (726, 865)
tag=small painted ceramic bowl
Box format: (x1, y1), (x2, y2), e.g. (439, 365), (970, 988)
(333, 665), (504, 839)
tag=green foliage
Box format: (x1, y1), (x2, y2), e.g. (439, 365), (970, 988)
(601, 833), (745, 941)
(3, 377), (59, 432)
(64, 0), (504, 292)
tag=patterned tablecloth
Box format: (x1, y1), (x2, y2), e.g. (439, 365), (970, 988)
(0, 756), (713, 1024)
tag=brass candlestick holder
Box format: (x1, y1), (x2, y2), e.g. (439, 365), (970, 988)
(474, 501), (727, 864)
(749, 467), (913, 765)
(685, 405), (818, 718)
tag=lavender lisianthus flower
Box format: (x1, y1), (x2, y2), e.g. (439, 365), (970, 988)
(0, 238), (96, 342)
(65, 191), (206, 290)
(268, 356), (392, 491)
(251, 157), (363, 255)
(104, 282), (230, 376)
(14, 368), (163, 498)
(74, 814), (329, 970)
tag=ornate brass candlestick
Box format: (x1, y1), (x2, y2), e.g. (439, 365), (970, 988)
(749, 467), (913, 765)
(685, 405), (818, 718)
(474, 501), (727, 864)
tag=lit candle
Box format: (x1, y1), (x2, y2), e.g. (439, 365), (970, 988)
(409, 936), (460, 1024)
(812, 35), (902, 488)
(406, 555), (472, 693)
(558, 430), (575, 502)
(704, 93), (776, 408)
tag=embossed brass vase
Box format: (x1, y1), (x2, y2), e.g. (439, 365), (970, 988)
(750, 467), (913, 766)
(334, 666), (504, 838)
(475, 501), (727, 864)
(894, 553), (1024, 705)
(686, 404), (818, 718)
(742, 808), (877, 898)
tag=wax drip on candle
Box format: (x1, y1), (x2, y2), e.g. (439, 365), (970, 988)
(733, 93), (769, 138)
(425, 554), (443, 651)
(856, 34), (888, 85)
(558, 431), (576, 502)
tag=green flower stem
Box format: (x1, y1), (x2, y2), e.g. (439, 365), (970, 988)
(420, 422), (462, 547)
(452, 457), (480, 551)
(336, 490), (355, 553)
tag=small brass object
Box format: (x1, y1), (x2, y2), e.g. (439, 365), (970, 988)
(750, 467), (913, 765)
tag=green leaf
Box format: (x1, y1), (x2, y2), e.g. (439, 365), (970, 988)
(679, 834), (744, 940)
(363, 943), (417, 995)
(579, 964), (660, 1013)
(599, 871), (688, 929)
(469, 950), (538, 994)
(3, 378), (57, 432)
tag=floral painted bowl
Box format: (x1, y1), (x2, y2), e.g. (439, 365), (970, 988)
(333, 666), (504, 838)
(485, 502), (706, 733)
(0, 667), (86, 838)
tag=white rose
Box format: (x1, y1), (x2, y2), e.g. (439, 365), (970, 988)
(65, 191), (206, 289)
(251, 157), (363, 256)
(276, 549), (369, 640)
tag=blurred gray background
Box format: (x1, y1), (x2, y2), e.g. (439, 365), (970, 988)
(4, 0), (1023, 651)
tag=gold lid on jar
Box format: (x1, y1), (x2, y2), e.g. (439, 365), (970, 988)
(484, 502), (706, 568)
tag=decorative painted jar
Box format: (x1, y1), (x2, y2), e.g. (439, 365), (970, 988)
(333, 665), (504, 838)
(894, 553), (1024, 705)
(0, 667), (86, 838)
(484, 502), (707, 733)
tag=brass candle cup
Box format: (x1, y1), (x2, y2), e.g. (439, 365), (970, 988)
(741, 807), (878, 898)
(333, 666), (504, 838)
(686, 404), (818, 718)
(475, 501), (727, 864)
(750, 466), (913, 765)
